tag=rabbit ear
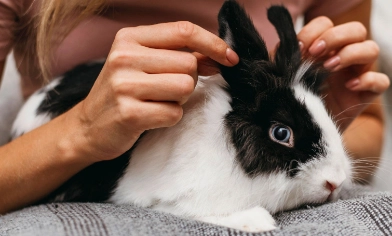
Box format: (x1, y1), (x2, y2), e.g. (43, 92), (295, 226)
(267, 6), (301, 76)
(218, 0), (269, 62)
(268, 6), (329, 95)
(218, 0), (270, 99)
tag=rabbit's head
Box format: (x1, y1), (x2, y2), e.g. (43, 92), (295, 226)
(218, 0), (352, 211)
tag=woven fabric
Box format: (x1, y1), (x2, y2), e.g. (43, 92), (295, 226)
(1, 190), (391, 236)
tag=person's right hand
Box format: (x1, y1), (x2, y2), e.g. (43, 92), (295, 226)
(67, 21), (239, 162)
(297, 17), (389, 131)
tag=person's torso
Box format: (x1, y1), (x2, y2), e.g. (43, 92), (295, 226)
(13, 0), (312, 97)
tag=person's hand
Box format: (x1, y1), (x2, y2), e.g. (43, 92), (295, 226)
(67, 21), (239, 162)
(297, 17), (390, 131)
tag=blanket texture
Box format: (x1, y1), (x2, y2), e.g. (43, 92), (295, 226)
(1, 189), (392, 236)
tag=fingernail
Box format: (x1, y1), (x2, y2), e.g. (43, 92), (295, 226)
(226, 48), (239, 65)
(345, 78), (360, 89)
(309, 40), (326, 56)
(324, 56), (341, 70)
(299, 41), (304, 53)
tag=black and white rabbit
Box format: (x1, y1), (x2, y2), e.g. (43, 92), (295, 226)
(11, 0), (352, 232)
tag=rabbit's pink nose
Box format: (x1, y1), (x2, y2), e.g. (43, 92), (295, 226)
(326, 181), (337, 192)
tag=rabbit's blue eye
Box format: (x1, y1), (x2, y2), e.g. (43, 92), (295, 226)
(269, 124), (294, 147)
(273, 126), (290, 142)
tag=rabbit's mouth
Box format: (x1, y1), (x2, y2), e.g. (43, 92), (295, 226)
(327, 191), (339, 202)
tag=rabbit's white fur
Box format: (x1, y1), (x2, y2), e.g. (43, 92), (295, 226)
(11, 77), (61, 138)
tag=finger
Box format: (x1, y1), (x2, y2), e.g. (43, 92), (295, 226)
(324, 40), (379, 71)
(117, 21), (239, 66)
(345, 71), (390, 94)
(308, 22), (367, 57)
(116, 72), (196, 105)
(118, 47), (199, 80)
(297, 16), (334, 54)
(193, 52), (220, 76)
(133, 49), (219, 77)
(130, 101), (184, 130)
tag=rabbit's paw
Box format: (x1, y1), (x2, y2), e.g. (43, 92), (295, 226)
(199, 206), (276, 232)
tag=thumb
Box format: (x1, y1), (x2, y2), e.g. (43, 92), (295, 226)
(193, 52), (221, 76)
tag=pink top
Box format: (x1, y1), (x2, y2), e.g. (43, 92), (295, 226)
(0, 0), (363, 97)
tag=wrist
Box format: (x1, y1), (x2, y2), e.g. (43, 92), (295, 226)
(55, 103), (100, 167)
(59, 101), (131, 164)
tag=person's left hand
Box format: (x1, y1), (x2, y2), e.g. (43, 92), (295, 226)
(297, 17), (390, 131)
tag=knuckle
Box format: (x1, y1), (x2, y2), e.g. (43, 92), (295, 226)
(115, 28), (130, 42)
(107, 51), (129, 69)
(176, 21), (195, 40)
(116, 98), (136, 123)
(318, 16), (334, 28)
(344, 45), (360, 59)
(368, 74), (376, 85)
(178, 75), (195, 97)
(110, 77), (129, 95)
(368, 41), (380, 58)
(352, 22), (367, 38)
(297, 29), (311, 44)
(364, 73), (377, 89)
(109, 76), (141, 98)
(329, 27), (343, 41)
(150, 104), (183, 128)
(107, 49), (141, 70)
(212, 36), (227, 53)
(183, 54), (198, 73)
(166, 105), (183, 126)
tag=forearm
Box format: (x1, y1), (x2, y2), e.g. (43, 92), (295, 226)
(0, 104), (94, 214)
(343, 103), (384, 182)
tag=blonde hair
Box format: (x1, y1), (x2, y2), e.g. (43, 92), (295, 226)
(36, 0), (106, 81)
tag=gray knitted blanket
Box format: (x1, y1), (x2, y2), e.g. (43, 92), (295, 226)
(1, 190), (392, 236)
